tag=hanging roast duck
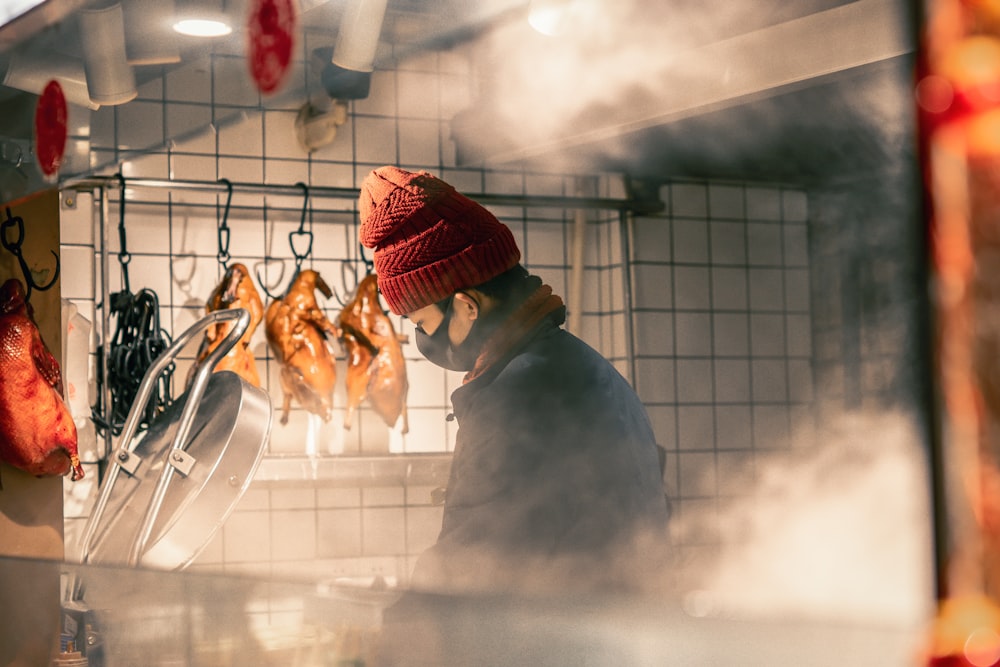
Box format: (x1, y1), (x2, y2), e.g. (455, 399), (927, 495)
(264, 269), (339, 425)
(336, 273), (409, 433)
(193, 262), (264, 388)
(0, 278), (82, 480)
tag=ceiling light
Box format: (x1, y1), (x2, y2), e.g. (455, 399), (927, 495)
(528, 2), (563, 36)
(528, 0), (599, 36)
(172, 17), (233, 37)
(171, 0), (233, 37)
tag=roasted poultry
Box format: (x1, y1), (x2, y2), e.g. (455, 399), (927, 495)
(0, 278), (82, 480)
(194, 263), (264, 387)
(264, 269), (338, 424)
(336, 273), (409, 433)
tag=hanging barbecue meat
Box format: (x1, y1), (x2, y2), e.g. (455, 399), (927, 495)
(264, 269), (338, 424)
(0, 278), (82, 480)
(336, 273), (409, 433)
(194, 263), (264, 387)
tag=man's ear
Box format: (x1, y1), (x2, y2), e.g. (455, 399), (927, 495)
(452, 291), (480, 321)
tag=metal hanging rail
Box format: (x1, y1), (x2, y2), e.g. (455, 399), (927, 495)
(63, 174), (647, 471)
(61, 175), (640, 212)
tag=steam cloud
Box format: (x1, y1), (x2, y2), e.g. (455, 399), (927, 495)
(472, 2), (804, 140)
(455, 0), (913, 174)
(676, 410), (936, 628)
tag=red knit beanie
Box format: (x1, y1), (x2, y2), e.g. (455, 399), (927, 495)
(358, 166), (521, 315)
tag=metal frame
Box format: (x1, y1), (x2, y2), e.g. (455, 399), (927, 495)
(61, 175), (648, 466)
(61, 175), (638, 211)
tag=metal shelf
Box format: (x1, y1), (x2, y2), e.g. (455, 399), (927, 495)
(253, 454), (452, 487)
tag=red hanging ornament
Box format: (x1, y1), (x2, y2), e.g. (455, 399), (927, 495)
(33, 80), (67, 178)
(247, 0), (297, 95)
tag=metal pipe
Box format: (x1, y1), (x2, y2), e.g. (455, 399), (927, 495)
(63, 176), (358, 201)
(61, 175), (636, 212)
(333, 0), (388, 72)
(568, 178), (588, 335)
(97, 185), (112, 462)
(620, 209), (637, 385)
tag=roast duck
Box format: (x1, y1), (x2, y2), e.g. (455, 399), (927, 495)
(336, 273), (409, 433)
(264, 269), (338, 425)
(193, 263), (264, 387)
(0, 278), (82, 480)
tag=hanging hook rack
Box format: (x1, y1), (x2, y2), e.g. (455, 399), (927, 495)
(115, 173), (131, 294)
(333, 242), (374, 307)
(217, 178), (233, 269)
(258, 182), (313, 301)
(359, 241), (373, 274)
(333, 204), (375, 305)
(334, 259), (356, 307)
(1, 206), (60, 301)
(290, 181), (313, 272)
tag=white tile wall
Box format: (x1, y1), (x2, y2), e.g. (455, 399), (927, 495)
(397, 118), (441, 164)
(671, 183), (708, 218)
(118, 101), (165, 151)
(710, 221), (746, 264)
(633, 264), (672, 308)
(673, 266), (711, 309)
(630, 180), (811, 558)
(711, 267), (747, 310)
(714, 359), (750, 402)
(744, 188), (777, 220)
(57, 29), (816, 581)
(716, 405), (753, 449)
(713, 313), (750, 356)
(708, 184), (744, 219)
(674, 312), (712, 356)
(673, 218), (709, 263)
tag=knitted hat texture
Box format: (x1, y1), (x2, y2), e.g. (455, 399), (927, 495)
(358, 166), (520, 314)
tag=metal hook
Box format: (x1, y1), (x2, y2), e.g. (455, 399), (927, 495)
(333, 259), (358, 307)
(2, 207), (61, 302)
(289, 182), (313, 271)
(255, 259), (288, 301)
(358, 242), (374, 274)
(217, 178), (233, 269)
(295, 182), (310, 233)
(115, 173), (131, 294)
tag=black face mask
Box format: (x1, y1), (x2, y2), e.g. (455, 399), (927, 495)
(414, 296), (482, 372)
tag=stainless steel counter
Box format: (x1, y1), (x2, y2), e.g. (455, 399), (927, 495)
(1, 555), (927, 667)
(252, 454), (452, 487)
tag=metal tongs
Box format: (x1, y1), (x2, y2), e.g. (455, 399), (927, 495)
(76, 308), (252, 569)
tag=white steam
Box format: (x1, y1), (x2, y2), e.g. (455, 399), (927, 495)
(460, 0), (911, 165)
(677, 410), (936, 628)
(481, 0), (701, 147)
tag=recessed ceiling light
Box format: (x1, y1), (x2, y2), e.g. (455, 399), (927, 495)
(528, 5), (563, 36)
(173, 18), (233, 37)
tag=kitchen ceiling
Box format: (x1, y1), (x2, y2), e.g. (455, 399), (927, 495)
(0, 0), (918, 190)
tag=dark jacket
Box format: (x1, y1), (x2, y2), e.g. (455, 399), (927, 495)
(409, 316), (671, 596)
(377, 313), (671, 665)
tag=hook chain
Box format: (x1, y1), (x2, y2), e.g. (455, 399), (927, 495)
(290, 181), (313, 272)
(1, 207), (61, 301)
(115, 173), (131, 294)
(217, 178), (233, 268)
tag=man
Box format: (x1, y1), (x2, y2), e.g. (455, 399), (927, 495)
(359, 166), (670, 597)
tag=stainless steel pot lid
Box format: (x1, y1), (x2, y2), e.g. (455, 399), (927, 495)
(84, 370), (271, 569)
(77, 308), (273, 571)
